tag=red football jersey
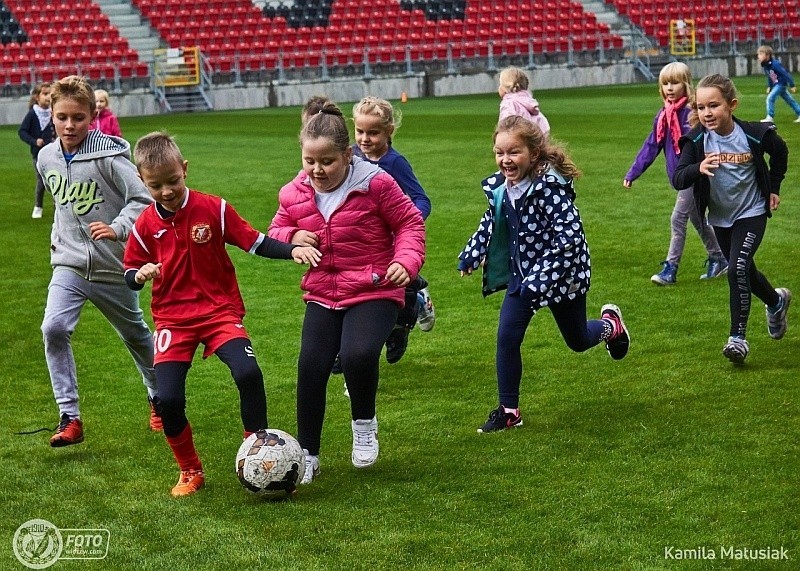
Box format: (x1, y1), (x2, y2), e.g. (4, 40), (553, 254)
(124, 189), (263, 327)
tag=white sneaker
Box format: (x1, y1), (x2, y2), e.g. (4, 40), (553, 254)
(766, 288), (791, 340)
(417, 287), (436, 332)
(722, 336), (749, 364)
(760, 116), (774, 123)
(794, 116), (800, 123)
(31, 206), (43, 219)
(300, 449), (320, 484)
(351, 417), (379, 468)
(343, 380), (349, 399)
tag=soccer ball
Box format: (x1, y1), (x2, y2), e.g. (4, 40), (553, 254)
(235, 428), (305, 497)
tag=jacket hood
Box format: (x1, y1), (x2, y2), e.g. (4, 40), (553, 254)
(504, 90), (540, 114)
(56, 129), (130, 162)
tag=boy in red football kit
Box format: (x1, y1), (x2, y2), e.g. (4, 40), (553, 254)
(124, 132), (320, 496)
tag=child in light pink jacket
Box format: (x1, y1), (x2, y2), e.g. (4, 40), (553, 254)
(498, 66), (550, 135)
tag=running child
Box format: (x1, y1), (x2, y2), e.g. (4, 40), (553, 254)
(352, 95), (434, 366)
(268, 101), (425, 482)
(672, 74), (791, 364)
(756, 45), (800, 123)
(37, 75), (161, 447)
(19, 82), (55, 218)
(498, 66), (550, 135)
(125, 132), (320, 496)
(458, 116), (629, 433)
(623, 62), (727, 285)
(89, 89), (122, 137)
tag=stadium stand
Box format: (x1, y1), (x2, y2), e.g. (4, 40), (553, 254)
(2, 0), (797, 96)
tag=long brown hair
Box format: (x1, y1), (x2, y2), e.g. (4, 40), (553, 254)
(494, 116), (581, 178)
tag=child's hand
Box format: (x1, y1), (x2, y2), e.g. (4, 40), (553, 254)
(460, 258), (485, 276)
(291, 245), (321, 267)
(699, 153), (720, 177)
(792, 87), (797, 94)
(36, 138), (44, 147)
(292, 230), (319, 247)
(135, 263), (162, 284)
(385, 262), (410, 287)
(623, 179), (633, 188)
(770, 193), (780, 211)
(88, 221), (117, 241)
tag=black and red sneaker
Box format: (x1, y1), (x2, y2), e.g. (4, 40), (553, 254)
(50, 413), (84, 447)
(601, 304), (630, 360)
(477, 406), (523, 434)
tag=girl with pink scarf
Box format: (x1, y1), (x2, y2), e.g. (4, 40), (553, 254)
(623, 62), (726, 286)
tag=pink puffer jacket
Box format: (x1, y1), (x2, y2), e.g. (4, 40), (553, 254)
(268, 158), (425, 309)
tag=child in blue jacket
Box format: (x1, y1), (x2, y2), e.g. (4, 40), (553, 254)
(757, 45), (800, 123)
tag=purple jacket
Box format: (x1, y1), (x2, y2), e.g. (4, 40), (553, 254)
(625, 105), (691, 189)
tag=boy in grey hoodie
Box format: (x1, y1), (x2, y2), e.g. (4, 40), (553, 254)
(37, 76), (160, 447)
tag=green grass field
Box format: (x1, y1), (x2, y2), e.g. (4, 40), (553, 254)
(1, 75), (797, 570)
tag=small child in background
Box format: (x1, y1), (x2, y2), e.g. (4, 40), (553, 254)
(18, 82), (55, 219)
(125, 132), (320, 496)
(89, 89), (122, 137)
(352, 96), (434, 366)
(498, 66), (550, 135)
(756, 45), (800, 123)
(459, 116), (629, 433)
(37, 76), (161, 447)
(623, 61), (727, 285)
(672, 74), (791, 364)
(269, 101), (425, 482)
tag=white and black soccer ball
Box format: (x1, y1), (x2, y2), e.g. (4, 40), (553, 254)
(235, 429), (305, 497)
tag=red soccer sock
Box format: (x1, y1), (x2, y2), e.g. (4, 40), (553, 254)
(165, 423), (203, 472)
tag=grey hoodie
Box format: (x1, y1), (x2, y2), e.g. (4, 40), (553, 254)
(37, 130), (153, 284)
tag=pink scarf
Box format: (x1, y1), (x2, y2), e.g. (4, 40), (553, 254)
(656, 96), (687, 154)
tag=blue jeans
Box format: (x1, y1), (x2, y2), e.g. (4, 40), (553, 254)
(766, 84), (800, 118)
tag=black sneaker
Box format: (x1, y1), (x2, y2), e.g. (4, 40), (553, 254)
(601, 304), (630, 360)
(330, 354), (343, 375)
(385, 325), (410, 364)
(477, 406), (523, 433)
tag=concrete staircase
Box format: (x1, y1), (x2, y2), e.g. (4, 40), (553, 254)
(94, 0), (163, 64)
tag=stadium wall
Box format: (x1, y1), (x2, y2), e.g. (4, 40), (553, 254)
(0, 54), (785, 126)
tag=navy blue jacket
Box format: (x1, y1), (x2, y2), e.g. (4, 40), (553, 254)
(18, 108), (55, 158)
(671, 118), (788, 219)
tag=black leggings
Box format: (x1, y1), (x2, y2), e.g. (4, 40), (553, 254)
(297, 300), (398, 455)
(155, 337), (267, 437)
(714, 214), (780, 338)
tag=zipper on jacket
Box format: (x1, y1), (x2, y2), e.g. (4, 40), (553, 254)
(65, 159), (93, 280)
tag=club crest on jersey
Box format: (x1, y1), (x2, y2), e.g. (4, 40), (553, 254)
(191, 223), (212, 244)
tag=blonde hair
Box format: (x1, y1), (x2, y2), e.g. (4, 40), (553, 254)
(498, 67), (530, 93)
(50, 75), (96, 114)
(300, 101), (350, 153)
(494, 116), (580, 178)
(94, 88), (110, 104)
(658, 62), (693, 101)
(133, 131), (184, 171)
(352, 96), (402, 134)
(757, 45), (774, 58)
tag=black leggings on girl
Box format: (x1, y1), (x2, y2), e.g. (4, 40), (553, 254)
(496, 292), (607, 409)
(713, 214), (780, 338)
(297, 300), (398, 456)
(155, 337), (267, 437)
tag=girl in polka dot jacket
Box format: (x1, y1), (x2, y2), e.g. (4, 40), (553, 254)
(458, 116), (630, 434)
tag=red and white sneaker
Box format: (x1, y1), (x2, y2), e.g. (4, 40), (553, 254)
(50, 414), (84, 447)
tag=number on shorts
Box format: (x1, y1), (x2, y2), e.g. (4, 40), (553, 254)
(153, 329), (172, 355)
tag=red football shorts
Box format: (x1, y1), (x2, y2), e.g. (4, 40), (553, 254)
(152, 317), (250, 364)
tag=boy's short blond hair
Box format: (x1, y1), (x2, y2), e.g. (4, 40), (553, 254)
(133, 131), (184, 171)
(50, 75), (96, 113)
(757, 45), (774, 57)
